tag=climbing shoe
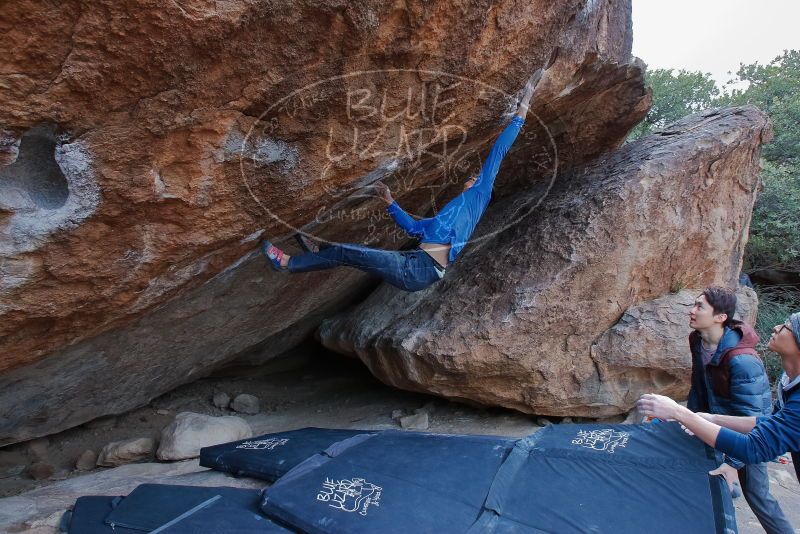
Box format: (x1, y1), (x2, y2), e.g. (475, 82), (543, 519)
(261, 240), (287, 272)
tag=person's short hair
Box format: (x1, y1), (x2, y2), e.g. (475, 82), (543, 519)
(702, 286), (737, 327)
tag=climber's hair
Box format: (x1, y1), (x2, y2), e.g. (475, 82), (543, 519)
(701, 286), (737, 328)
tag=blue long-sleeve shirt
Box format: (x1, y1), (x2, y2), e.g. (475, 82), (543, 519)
(714, 379), (800, 478)
(386, 115), (524, 264)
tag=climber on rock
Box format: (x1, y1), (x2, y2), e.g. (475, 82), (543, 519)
(259, 68), (544, 292)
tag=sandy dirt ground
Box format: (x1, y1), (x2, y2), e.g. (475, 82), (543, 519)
(1, 350), (797, 533)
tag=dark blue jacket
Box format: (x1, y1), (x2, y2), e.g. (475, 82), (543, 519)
(687, 321), (772, 466)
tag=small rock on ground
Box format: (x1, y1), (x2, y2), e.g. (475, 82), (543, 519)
(212, 392), (231, 410)
(156, 412), (251, 461)
(399, 412), (429, 430)
(25, 462), (54, 480)
(231, 394), (259, 415)
(26, 438), (49, 462)
(97, 438), (155, 467)
(75, 450), (97, 471)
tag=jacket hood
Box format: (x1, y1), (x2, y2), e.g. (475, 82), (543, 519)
(720, 320), (759, 352)
(690, 320), (759, 366)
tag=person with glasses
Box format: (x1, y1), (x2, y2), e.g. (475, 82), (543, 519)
(638, 312), (800, 497)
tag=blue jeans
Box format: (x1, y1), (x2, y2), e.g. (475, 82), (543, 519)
(287, 243), (442, 292)
(739, 463), (794, 534)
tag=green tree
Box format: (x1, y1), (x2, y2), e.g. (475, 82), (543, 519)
(744, 161), (800, 273)
(721, 51), (800, 273)
(628, 69), (719, 139)
(720, 50), (800, 165)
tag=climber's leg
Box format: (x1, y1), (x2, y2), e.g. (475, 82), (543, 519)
(287, 244), (441, 292)
(286, 243), (406, 287)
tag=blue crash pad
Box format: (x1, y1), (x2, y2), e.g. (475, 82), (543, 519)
(471, 422), (737, 533)
(200, 427), (374, 482)
(60, 496), (137, 534)
(260, 430), (516, 534)
(103, 484), (290, 532)
(152, 489), (294, 533)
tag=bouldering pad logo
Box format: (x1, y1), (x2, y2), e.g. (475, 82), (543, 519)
(238, 59), (558, 249)
(236, 438), (289, 450)
(571, 429), (630, 453)
(316, 476), (382, 516)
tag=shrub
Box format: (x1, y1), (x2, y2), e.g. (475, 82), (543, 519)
(753, 284), (800, 384)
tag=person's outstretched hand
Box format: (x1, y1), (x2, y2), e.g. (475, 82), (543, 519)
(374, 181), (394, 205)
(520, 68), (543, 107)
(636, 393), (681, 421)
(709, 463), (740, 493)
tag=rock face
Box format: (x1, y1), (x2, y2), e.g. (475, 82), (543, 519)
(0, 0), (650, 444)
(590, 286), (758, 411)
(318, 106), (773, 417)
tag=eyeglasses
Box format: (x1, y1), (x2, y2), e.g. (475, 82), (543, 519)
(777, 323), (793, 334)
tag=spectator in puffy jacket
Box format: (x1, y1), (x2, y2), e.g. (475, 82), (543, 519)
(684, 286), (790, 534)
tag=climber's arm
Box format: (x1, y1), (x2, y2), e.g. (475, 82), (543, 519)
(471, 70), (541, 195)
(471, 117), (524, 195)
(375, 181), (425, 238)
(514, 68), (542, 121)
(386, 201), (425, 238)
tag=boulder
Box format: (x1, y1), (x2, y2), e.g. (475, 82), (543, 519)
(25, 462), (54, 481)
(399, 412), (429, 430)
(74, 449), (97, 472)
(212, 392), (230, 410)
(156, 412), (251, 461)
(590, 286), (758, 408)
(96, 437), (155, 467)
(317, 106), (772, 417)
(230, 394), (259, 415)
(0, 0), (649, 446)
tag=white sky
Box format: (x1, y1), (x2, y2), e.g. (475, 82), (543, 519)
(632, 0), (800, 88)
